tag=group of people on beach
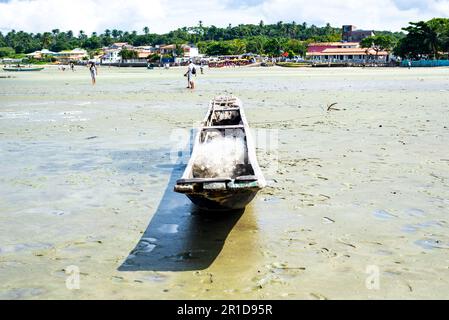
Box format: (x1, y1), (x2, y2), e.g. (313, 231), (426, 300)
(209, 59), (252, 68)
(84, 59), (200, 88)
(58, 62), (76, 72)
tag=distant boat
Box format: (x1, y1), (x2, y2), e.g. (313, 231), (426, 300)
(174, 96), (266, 211)
(3, 66), (44, 72)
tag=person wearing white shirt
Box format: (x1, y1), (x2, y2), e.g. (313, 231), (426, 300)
(184, 61), (197, 89)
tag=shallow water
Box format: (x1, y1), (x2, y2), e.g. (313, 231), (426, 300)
(1, 66), (449, 299)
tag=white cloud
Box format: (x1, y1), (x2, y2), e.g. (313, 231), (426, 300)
(0, 0), (448, 34)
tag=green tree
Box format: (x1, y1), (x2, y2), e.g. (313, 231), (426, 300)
(264, 38), (287, 56)
(427, 18), (449, 54)
(0, 47), (15, 58)
(229, 39), (247, 55)
(119, 49), (139, 60)
(396, 20), (442, 59)
(205, 41), (233, 55)
(360, 35), (395, 61)
(246, 36), (267, 54)
(285, 39), (306, 57)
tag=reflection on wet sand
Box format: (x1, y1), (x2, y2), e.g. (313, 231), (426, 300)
(119, 163), (246, 272)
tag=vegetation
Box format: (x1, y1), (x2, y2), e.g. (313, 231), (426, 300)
(360, 35), (397, 58)
(0, 21), (399, 57)
(394, 18), (449, 59)
(119, 49), (139, 60)
(1, 19), (448, 60)
(0, 47), (15, 58)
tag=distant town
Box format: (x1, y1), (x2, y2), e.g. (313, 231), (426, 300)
(1, 19), (448, 67)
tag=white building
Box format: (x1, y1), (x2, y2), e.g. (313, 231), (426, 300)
(101, 49), (121, 63)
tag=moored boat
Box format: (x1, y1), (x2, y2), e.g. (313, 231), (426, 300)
(174, 96), (266, 211)
(3, 67), (44, 72)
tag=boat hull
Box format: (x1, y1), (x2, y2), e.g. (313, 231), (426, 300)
(187, 189), (259, 211)
(3, 67), (44, 72)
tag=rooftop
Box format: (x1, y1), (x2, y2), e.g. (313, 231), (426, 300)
(307, 48), (388, 56)
(308, 42), (359, 47)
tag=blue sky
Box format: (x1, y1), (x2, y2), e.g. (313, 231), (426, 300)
(0, 0), (448, 34)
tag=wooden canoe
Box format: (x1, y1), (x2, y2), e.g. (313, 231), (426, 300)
(174, 96), (266, 211)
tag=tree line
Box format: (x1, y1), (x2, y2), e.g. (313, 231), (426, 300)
(394, 18), (449, 59)
(1, 19), (446, 59)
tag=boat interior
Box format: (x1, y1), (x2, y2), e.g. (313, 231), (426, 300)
(192, 97), (255, 180)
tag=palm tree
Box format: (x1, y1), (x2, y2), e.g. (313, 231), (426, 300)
(143, 26), (149, 35)
(42, 32), (52, 49)
(78, 30), (86, 39)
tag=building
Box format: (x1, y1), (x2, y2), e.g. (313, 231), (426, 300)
(342, 25), (375, 42)
(25, 49), (56, 59)
(135, 46), (156, 59)
(101, 49), (122, 63)
(307, 42), (359, 53)
(183, 45), (199, 58)
(109, 42), (133, 49)
(159, 44), (200, 58)
(307, 47), (389, 63)
(53, 48), (88, 63)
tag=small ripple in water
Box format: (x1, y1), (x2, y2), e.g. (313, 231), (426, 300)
(414, 239), (449, 250)
(406, 208), (426, 217)
(373, 209), (396, 220)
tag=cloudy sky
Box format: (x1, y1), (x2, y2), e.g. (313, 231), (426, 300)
(0, 0), (448, 34)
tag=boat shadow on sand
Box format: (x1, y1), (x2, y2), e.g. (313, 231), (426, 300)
(118, 161), (245, 272)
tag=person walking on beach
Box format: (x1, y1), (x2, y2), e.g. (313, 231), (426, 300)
(88, 61), (98, 85)
(184, 60), (196, 89)
(70, 62), (75, 72)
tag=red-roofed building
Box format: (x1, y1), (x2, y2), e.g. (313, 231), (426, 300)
(307, 42), (359, 53)
(307, 47), (389, 63)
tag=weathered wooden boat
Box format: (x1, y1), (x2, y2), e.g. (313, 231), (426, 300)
(3, 67), (44, 72)
(174, 96), (266, 211)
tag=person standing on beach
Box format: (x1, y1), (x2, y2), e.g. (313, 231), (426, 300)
(88, 61), (98, 85)
(70, 62), (75, 72)
(184, 60), (196, 89)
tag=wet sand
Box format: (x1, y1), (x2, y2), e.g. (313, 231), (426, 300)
(0, 65), (449, 299)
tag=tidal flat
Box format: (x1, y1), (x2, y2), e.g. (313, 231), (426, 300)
(0, 65), (449, 299)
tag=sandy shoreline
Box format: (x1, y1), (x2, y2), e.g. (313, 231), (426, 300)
(0, 66), (448, 299)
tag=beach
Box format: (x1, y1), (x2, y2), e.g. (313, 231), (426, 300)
(0, 65), (449, 299)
